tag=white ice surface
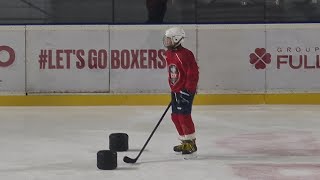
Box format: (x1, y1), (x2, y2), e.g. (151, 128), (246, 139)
(0, 105), (320, 180)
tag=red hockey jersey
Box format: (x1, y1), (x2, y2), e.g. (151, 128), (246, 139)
(165, 46), (199, 93)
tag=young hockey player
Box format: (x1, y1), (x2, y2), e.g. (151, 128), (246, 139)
(163, 27), (199, 154)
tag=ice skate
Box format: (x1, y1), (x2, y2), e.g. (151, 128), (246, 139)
(180, 139), (197, 160)
(173, 140), (185, 152)
(181, 139), (197, 154)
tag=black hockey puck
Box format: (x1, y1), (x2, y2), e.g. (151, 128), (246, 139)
(109, 133), (129, 152)
(97, 150), (117, 170)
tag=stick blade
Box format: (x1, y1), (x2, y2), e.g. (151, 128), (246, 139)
(123, 156), (137, 163)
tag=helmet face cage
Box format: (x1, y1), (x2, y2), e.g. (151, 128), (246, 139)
(163, 35), (183, 49)
(163, 36), (173, 48)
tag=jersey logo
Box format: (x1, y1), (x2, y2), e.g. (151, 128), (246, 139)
(169, 64), (179, 85)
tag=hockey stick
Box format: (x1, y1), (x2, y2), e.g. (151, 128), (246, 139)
(123, 102), (172, 164)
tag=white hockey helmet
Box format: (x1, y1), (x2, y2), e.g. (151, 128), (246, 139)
(163, 27), (186, 49)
